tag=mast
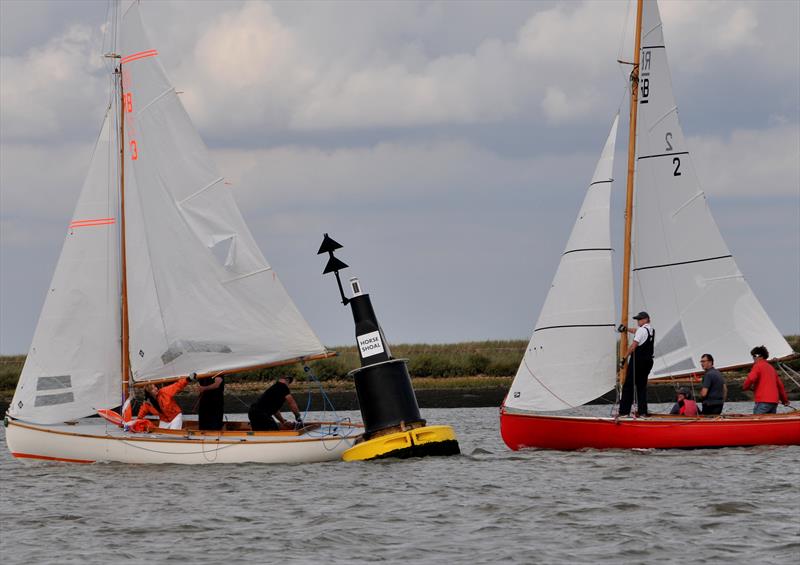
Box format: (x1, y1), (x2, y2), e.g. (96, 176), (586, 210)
(118, 62), (131, 401)
(617, 0), (643, 385)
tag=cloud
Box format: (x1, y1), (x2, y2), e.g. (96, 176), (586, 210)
(689, 125), (800, 198)
(0, 24), (109, 142)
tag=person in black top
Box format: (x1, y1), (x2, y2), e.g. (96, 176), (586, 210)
(617, 311), (655, 417)
(197, 373), (225, 430)
(698, 353), (726, 415)
(248, 376), (303, 431)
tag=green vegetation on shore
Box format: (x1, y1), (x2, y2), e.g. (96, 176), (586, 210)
(1, 337), (797, 401)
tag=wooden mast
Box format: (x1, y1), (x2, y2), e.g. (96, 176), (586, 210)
(118, 63), (131, 401)
(617, 0), (644, 386)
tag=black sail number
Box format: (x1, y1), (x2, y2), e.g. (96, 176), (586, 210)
(665, 132), (673, 151)
(672, 157), (682, 177)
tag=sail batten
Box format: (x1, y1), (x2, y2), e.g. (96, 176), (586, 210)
(505, 117), (620, 412)
(631, 0), (792, 379)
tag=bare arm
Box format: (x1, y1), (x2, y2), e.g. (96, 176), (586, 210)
(625, 340), (639, 358)
(700, 387), (709, 400)
(284, 394), (301, 419)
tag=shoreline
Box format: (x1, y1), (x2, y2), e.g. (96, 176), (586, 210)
(1, 379), (793, 416)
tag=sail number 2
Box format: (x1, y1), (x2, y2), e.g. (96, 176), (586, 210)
(666, 132), (680, 176)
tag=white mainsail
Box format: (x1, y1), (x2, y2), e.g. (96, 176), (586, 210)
(505, 117), (619, 412)
(9, 113), (121, 424)
(120, 3), (326, 382)
(632, 0), (792, 378)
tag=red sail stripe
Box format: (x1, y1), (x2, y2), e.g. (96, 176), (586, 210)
(69, 218), (116, 228)
(121, 49), (158, 65)
(70, 217), (115, 225)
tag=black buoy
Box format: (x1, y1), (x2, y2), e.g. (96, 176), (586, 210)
(318, 234), (459, 460)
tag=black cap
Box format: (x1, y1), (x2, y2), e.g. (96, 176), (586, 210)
(632, 311), (650, 320)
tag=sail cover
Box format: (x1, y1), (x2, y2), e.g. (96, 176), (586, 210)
(9, 113), (121, 424)
(120, 3), (326, 382)
(505, 117), (619, 412)
(632, 0), (792, 378)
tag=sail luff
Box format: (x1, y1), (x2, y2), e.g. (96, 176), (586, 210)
(118, 65), (131, 403)
(617, 0), (644, 387)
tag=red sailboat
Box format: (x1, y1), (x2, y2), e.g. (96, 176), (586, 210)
(500, 0), (800, 450)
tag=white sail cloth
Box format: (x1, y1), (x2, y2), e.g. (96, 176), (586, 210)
(120, 3), (326, 382)
(9, 114), (121, 424)
(506, 117), (619, 412)
(632, 0), (792, 378)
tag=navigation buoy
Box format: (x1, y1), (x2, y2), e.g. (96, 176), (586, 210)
(318, 234), (460, 461)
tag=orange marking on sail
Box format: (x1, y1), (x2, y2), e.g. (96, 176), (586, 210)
(69, 218), (116, 229)
(121, 49), (158, 65)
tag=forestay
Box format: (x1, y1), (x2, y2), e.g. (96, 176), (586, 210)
(120, 3), (326, 382)
(631, 0), (791, 378)
(9, 114), (121, 424)
(506, 117), (619, 412)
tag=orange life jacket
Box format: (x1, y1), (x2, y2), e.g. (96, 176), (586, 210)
(679, 398), (699, 416)
(137, 378), (189, 423)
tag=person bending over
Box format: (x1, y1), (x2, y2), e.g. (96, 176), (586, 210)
(248, 376), (303, 431)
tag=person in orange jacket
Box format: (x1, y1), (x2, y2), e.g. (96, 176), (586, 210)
(138, 374), (194, 429)
(743, 346), (790, 415)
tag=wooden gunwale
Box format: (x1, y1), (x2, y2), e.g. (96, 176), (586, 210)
(7, 418), (362, 446)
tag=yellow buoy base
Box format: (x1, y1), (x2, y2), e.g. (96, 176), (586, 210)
(342, 424), (460, 461)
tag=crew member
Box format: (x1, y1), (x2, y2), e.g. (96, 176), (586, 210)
(670, 387), (698, 416)
(617, 311), (655, 417)
(743, 346), (790, 414)
(197, 373), (225, 430)
(698, 353), (726, 415)
(248, 376), (303, 431)
(138, 374), (193, 430)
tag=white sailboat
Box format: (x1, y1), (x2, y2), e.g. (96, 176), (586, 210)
(500, 0), (799, 450)
(5, 1), (361, 463)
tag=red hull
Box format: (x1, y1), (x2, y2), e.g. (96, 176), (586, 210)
(500, 409), (800, 450)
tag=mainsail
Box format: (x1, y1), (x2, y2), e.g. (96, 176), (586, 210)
(631, 0), (792, 378)
(505, 117), (619, 412)
(9, 113), (121, 424)
(120, 2), (326, 382)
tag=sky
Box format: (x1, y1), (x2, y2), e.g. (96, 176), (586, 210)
(0, 0), (798, 355)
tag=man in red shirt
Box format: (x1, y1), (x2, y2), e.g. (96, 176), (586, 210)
(742, 346), (790, 414)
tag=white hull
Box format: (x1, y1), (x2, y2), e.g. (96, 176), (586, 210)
(5, 417), (361, 465)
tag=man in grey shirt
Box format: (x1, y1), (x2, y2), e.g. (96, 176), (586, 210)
(699, 353), (726, 415)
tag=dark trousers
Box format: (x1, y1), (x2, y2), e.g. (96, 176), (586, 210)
(619, 357), (653, 416)
(248, 408), (279, 431)
(702, 403), (723, 416)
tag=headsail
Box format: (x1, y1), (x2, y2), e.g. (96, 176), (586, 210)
(505, 117), (619, 412)
(632, 0), (792, 378)
(120, 3), (326, 382)
(9, 113), (121, 424)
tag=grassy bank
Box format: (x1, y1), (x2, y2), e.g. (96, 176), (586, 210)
(1, 337), (797, 402)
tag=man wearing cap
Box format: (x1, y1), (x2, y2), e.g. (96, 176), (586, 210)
(617, 311), (655, 417)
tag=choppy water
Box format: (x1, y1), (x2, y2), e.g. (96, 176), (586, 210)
(1, 404), (799, 564)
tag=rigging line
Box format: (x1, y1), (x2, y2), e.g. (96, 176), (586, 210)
(134, 87), (174, 118)
(633, 255), (732, 272)
(671, 191), (704, 218)
(177, 176), (224, 205)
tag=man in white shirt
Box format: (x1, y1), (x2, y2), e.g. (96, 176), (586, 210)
(618, 311), (655, 416)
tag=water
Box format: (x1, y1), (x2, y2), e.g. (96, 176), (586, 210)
(1, 404), (798, 564)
